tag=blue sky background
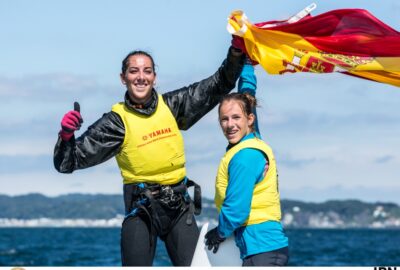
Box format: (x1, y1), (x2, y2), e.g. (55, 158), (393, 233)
(1, 0), (399, 203)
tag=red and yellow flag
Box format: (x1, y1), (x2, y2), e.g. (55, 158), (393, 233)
(228, 5), (400, 87)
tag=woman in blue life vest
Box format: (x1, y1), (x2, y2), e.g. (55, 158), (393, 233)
(54, 44), (245, 266)
(205, 62), (289, 266)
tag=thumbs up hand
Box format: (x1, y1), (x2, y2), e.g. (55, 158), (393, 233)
(59, 102), (83, 141)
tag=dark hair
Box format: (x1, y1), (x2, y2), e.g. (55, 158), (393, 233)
(121, 50), (156, 75)
(218, 92), (257, 130)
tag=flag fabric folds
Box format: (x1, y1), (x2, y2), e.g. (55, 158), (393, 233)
(227, 6), (400, 87)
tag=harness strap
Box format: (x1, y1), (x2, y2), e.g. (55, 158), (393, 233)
(124, 178), (202, 242)
(185, 179), (202, 215)
(124, 194), (155, 251)
(186, 202), (194, 225)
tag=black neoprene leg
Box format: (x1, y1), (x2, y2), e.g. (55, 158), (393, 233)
(163, 211), (200, 266)
(120, 215), (157, 266)
(242, 246), (289, 266)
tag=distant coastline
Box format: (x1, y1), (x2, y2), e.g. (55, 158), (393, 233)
(1, 193), (399, 228)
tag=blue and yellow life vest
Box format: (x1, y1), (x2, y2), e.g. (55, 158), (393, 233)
(215, 137), (282, 225)
(112, 95), (186, 185)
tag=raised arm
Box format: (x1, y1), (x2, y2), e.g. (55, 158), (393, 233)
(162, 47), (245, 130)
(238, 61), (259, 135)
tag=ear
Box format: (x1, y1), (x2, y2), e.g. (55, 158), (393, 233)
(248, 113), (255, 128)
(120, 73), (126, 85)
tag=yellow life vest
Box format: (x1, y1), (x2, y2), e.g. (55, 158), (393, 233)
(215, 137), (282, 225)
(112, 95), (186, 185)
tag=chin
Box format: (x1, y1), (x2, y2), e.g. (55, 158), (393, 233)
(134, 90), (150, 97)
(228, 138), (239, 144)
(136, 93), (148, 100)
(131, 91), (151, 102)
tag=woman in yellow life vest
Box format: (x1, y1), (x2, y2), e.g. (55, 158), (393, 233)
(205, 63), (289, 266)
(54, 45), (245, 266)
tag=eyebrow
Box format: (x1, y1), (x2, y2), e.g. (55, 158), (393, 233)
(127, 66), (153, 70)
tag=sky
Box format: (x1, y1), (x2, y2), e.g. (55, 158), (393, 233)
(1, 0), (399, 204)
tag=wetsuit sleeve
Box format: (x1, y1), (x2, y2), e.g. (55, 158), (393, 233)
(162, 47), (245, 130)
(53, 111), (125, 173)
(217, 148), (266, 238)
(238, 64), (257, 97)
(238, 63), (260, 135)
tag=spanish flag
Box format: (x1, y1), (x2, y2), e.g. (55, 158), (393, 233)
(228, 4), (400, 87)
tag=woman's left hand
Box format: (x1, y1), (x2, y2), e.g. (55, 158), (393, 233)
(205, 227), (226, 253)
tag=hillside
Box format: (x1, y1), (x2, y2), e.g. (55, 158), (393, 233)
(1, 193), (399, 228)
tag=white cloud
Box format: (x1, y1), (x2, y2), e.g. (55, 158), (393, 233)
(0, 164), (122, 197)
(0, 139), (54, 156)
(281, 185), (400, 205)
(0, 74), (106, 98)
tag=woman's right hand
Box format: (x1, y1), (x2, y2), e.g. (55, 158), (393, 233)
(59, 102), (83, 141)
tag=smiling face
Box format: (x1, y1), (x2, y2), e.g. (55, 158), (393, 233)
(120, 54), (156, 104)
(219, 100), (255, 145)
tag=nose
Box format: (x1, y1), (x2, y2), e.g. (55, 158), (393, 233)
(137, 71), (145, 80)
(226, 118), (235, 128)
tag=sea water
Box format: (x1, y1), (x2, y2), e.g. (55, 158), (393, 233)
(1, 228), (399, 266)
